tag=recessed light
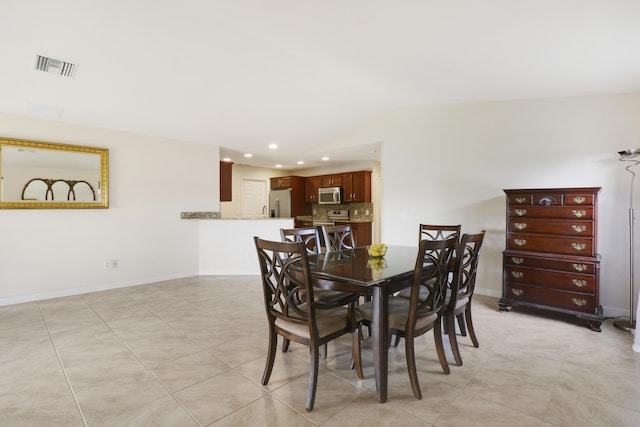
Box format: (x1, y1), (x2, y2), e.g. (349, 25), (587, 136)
(222, 157), (232, 162)
(275, 164), (282, 168)
(297, 161), (304, 165)
(322, 156), (330, 161)
(244, 153), (253, 158)
(269, 143), (278, 149)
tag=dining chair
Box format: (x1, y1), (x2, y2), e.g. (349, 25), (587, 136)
(444, 230), (485, 366)
(254, 236), (364, 411)
(279, 227), (361, 354)
(321, 224), (356, 252)
(392, 224), (461, 347)
(357, 237), (456, 399)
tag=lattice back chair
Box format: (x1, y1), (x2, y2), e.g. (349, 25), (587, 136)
(279, 227), (360, 355)
(393, 224), (462, 349)
(357, 237), (456, 399)
(254, 237), (363, 411)
(322, 224), (357, 252)
(444, 230), (485, 366)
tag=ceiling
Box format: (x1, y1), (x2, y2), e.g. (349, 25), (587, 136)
(2, 1), (640, 170)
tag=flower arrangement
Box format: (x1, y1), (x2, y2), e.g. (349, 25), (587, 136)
(367, 243), (387, 258)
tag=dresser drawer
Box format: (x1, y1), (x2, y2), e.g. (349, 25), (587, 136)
(508, 206), (594, 220)
(504, 283), (596, 313)
(507, 218), (594, 236)
(507, 194), (533, 205)
(503, 254), (597, 274)
(505, 265), (595, 293)
(507, 234), (594, 256)
(563, 193), (595, 206)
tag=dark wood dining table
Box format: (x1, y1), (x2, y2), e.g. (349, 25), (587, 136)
(306, 245), (419, 403)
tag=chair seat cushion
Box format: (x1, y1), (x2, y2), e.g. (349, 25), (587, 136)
(357, 298), (437, 331)
(444, 293), (470, 311)
(275, 306), (363, 339)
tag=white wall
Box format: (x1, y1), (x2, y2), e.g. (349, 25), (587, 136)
(327, 93), (640, 316)
(0, 113), (219, 305)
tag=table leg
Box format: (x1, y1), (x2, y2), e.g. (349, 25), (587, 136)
(372, 286), (388, 403)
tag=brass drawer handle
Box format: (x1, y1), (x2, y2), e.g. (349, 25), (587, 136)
(514, 209), (527, 216)
(572, 279), (588, 288)
(512, 257), (524, 265)
(511, 289), (524, 296)
(571, 225), (587, 233)
(572, 210), (587, 218)
(572, 298), (587, 307)
(514, 222), (527, 230)
(511, 271), (524, 279)
(571, 243), (586, 251)
(515, 197), (527, 203)
(573, 196), (586, 204)
(514, 239), (527, 246)
(572, 264), (587, 272)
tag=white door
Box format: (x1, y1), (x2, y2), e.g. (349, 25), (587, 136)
(241, 179), (268, 218)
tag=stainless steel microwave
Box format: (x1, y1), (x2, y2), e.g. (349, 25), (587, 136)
(318, 187), (342, 204)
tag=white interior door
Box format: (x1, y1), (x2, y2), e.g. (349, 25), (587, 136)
(241, 179), (268, 218)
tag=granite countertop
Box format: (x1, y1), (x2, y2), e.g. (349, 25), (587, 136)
(181, 212), (294, 220)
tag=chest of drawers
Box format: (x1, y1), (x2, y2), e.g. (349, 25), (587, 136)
(499, 187), (603, 331)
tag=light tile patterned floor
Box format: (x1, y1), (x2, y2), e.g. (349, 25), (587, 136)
(1, 276), (640, 426)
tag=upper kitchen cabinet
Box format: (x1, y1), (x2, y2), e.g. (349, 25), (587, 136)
(270, 176), (293, 190)
(219, 161), (233, 202)
(305, 176), (321, 203)
(343, 171), (372, 203)
(320, 174), (342, 187)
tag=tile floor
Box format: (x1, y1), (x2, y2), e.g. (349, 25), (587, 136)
(1, 275), (640, 426)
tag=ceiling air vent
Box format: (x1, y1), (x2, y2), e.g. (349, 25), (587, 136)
(35, 55), (76, 78)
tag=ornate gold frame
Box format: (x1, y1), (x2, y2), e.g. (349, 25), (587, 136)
(0, 137), (109, 209)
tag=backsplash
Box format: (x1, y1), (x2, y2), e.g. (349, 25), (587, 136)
(312, 203), (373, 222)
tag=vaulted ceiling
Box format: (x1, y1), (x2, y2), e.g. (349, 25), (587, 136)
(2, 1), (640, 169)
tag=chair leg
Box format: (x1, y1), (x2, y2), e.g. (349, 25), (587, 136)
(456, 313), (467, 336)
(306, 345), (320, 411)
(404, 333), (422, 399)
(351, 326), (364, 379)
(392, 333), (401, 347)
(282, 338), (290, 353)
(465, 305), (479, 348)
(434, 319), (451, 375)
(262, 326), (278, 385)
(446, 312), (463, 366)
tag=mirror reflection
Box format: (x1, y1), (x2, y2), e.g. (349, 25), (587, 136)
(0, 137), (108, 209)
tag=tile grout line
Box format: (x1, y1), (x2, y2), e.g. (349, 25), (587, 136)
(37, 301), (90, 427)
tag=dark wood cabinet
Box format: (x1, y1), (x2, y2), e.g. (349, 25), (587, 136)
(499, 187), (602, 331)
(305, 176), (321, 203)
(219, 161), (233, 202)
(320, 174), (342, 187)
(343, 171), (371, 203)
(270, 176), (292, 190)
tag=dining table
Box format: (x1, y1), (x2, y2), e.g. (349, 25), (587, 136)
(305, 245), (419, 403)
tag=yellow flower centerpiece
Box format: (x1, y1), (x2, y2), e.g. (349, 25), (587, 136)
(367, 243), (387, 258)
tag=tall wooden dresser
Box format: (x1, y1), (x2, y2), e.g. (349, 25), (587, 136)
(499, 187), (603, 331)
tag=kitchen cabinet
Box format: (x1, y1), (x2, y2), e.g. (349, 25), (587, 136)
(219, 161), (233, 202)
(499, 187), (602, 331)
(305, 176), (322, 203)
(336, 221), (372, 246)
(342, 171), (372, 203)
(270, 176), (293, 190)
(320, 174), (342, 187)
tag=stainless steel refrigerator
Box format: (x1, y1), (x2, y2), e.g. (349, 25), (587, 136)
(269, 188), (292, 218)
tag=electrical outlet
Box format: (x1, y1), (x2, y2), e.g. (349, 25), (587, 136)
(354, 209), (358, 215)
(104, 261), (110, 269)
(365, 209), (370, 215)
(110, 259), (118, 268)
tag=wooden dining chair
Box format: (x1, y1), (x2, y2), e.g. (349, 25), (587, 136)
(391, 224), (462, 347)
(254, 236), (363, 411)
(279, 227), (361, 354)
(443, 231), (485, 366)
(321, 224), (356, 252)
(357, 237), (456, 399)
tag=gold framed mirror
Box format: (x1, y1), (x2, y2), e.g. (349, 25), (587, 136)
(0, 137), (108, 209)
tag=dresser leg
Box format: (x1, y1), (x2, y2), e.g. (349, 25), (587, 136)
(498, 299), (511, 312)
